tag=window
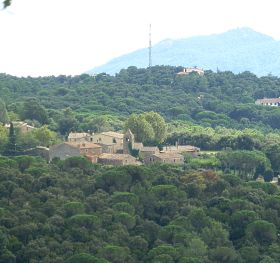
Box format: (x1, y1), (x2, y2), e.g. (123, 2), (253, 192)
(113, 138), (117, 143)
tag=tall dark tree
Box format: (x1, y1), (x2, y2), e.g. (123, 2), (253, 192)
(3, 122), (17, 156)
(20, 98), (48, 124)
(0, 99), (9, 124)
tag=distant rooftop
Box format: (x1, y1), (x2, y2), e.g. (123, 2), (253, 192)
(177, 67), (204, 76)
(65, 142), (101, 149)
(99, 153), (134, 160)
(101, 131), (124, 139)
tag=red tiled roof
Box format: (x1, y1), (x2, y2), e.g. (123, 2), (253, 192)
(256, 98), (280, 103)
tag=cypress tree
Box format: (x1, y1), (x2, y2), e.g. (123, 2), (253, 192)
(3, 122), (17, 156)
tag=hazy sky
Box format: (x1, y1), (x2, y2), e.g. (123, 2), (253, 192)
(1, 0), (280, 76)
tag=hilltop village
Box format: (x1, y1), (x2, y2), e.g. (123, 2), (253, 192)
(50, 130), (199, 165)
(4, 121), (199, 166)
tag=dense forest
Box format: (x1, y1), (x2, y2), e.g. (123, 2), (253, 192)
(0, 156), (280, 263)
(2, 66), (280, 262)
(2, 66), (280, 132)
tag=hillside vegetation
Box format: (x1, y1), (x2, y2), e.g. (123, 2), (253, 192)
(2, 67), (280, 262)
(0, 156), (280, 262)
(2, 66), (280, 131)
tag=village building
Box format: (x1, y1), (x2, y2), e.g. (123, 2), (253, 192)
(255, 97), (280, 107)
(91, 131), (124, 151)
(98, 153), (138, 166)
(96, 142), (117, 154)
(68, 132), (93, 143)
(139, 146), (160, 158)
(123, 129), (135, 154)
(5, 121), (36, 133)
(48, 129), (194, 166)
(49, 142), (102, 161)
(164, 145), (200, 157)
(143, 152), (184, 165)
(177, 67), (204, 76)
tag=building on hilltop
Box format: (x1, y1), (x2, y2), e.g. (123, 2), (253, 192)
(163, 145), (200, 157)
(143, 152), (184, 165)
(123, 129), (135, 154)
(49, 142), (102, 161)
(5, 121), (36, 134)
(91, 131), (124, 152)
(98, 153), (139, 166)
(139, 146), (159, 158)
(255, 97), (280, 107)
(177, 67), (204, 76)
(68, 132), (93, 143)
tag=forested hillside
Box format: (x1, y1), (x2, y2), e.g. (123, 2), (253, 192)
(0, 156), (280, 262)
(2, 66), (280, 131)
(2, 67), (280, 262)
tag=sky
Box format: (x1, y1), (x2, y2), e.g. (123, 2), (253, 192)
(1, 0), (280, 77)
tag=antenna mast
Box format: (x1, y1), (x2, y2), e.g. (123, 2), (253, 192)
(149, 24), (152, 68)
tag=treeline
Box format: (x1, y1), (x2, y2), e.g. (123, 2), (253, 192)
(0, 156), (280, 262)
(2, 66), (280, 131)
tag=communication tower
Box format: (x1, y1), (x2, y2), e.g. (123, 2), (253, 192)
(149, 24), (152, 68)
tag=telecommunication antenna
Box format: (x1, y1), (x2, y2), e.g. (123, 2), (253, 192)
(149, 24), (152, 68)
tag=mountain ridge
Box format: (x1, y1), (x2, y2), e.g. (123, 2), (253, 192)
(87, 27), (280, 76)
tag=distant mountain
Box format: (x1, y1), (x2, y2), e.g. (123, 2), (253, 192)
(86, 28), (280, 76)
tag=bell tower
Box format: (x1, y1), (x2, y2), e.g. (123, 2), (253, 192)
(123, 129), (135, 154)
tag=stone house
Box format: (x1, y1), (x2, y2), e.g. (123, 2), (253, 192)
(144, 152), (184, 165)
(96, 143), (117, 154)
(91, 131), (124, 151)
(5, 121), (36, 133)
(98, 153), (138, 166)
(68, 132), (93, 143)
(164, 145), (200, 157)
(139, 146), (160, 158)
(49, 142), (102, 161)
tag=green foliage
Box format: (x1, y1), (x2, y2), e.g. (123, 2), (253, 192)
(31, 125), (59, 146)
(66, 253), (99, 263)
(0, 158), (278, 262)
(209, 246), (241, 263)
(246, 220), (277, 246)
(218, 150), (271, 179)
(64, 202), (85, 217)
(3, 122), (17, 156)
(0, 99), (9, 124)
(0, 125), (8, 153)
(125, 111), (167, 144)
(20, 98), (48, 124)
(98, 245), (130, 263)
(126, 113), (155, 143)
(2, 64), (280, 261)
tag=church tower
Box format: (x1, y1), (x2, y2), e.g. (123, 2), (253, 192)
(123, 129), (135, 154)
